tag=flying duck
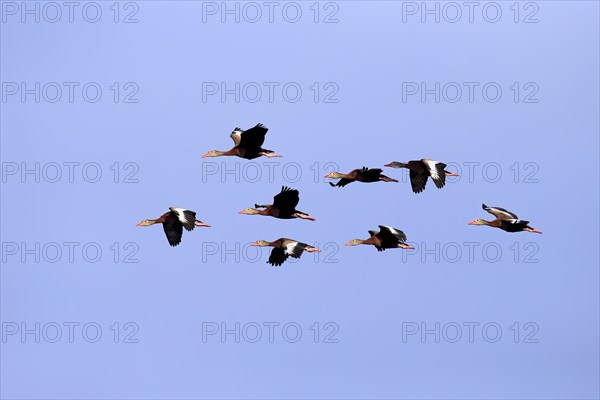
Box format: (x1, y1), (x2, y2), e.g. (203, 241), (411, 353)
(325, 167), (398, 187)
(469, 204), (542, 233)
(385, 159), (459, 193)
(136, 207), (210, 247)
(251, 239), (321, 266)
(239, 186), (316, 221)
(202, 123), (281, 160)
(346, 225), (414, 251)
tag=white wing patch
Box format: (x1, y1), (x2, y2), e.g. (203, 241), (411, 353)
(170, 207), (189, 224)
(230, 130), (243, 145)
(423, 159), (441, 180)
(284, 241), (298, 255)
(380, 225), (398, 235)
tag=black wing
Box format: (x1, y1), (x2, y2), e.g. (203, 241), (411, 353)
(357, 167), (383, 182)
(409, 170), (429, 193)
(162, 215), (183, 247)
(378, 225), (407, 242)
(238, 123), (268, 149)
(268, 247), (288, 266)
(483, 204), (518, 220)
(376, 232), (400, 248)
(168, 208), (197, 231)
(431, 163), (447, 189)
(182, 210), (197, 231)
(329, 178), (354, 187)
(272, 186), (300, 213)
(500, 219), (530, 232)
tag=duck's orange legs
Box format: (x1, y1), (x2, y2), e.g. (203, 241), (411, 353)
(261, 152), (282, 158)
(524, 228), (542, 234)
(296, 213), (316, 221)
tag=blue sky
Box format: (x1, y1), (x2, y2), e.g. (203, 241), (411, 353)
(1, 1), (599, 399)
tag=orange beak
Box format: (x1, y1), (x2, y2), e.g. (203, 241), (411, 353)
(135, 222), (143, 226)
(195, 221), (210, 227)
(446, 172), (460, 177)
(468, 220), (477, 225)
(384, 163), (393, 167)
(345, 241), (353, 246)
(250, 242), (258, 246)
(239, 209), (247, 214)
(201, 152), (211, 158)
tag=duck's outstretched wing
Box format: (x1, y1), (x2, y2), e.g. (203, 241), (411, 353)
(162, 214), (184, 247)
(268, 247), (288, 266)
(329, 178), (354, 187)
(482, 204), (518, 220)
(273, 186), (300, 213)
(238, 123), (268, 148)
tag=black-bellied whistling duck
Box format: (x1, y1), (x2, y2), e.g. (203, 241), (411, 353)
(239, 186), (316, 221)
(469, 204), (542, 234)
(384, 159), (459, 193)
(202, 123), (281, 160)
(346, 225), (414, 251)
(251, 238), (321, 266)
(136, 207), (210, 247)
(325, 167), (398, 187)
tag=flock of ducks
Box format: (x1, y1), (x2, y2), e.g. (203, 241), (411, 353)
(137, 123), (542, 266)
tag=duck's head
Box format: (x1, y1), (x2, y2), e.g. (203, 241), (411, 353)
(251, 240), (270, 247)
(136, 219), (155, 227)
(345, 239), (363, 246)
(239, 208), (260, 215)
(468, 219), (487, 225)
(202, 150), (223, 158)
(324, 172), (343, 179)
(384, 161), (405, 168)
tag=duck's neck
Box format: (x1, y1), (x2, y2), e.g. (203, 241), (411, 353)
(216, 148), (237, 157)
(361, 237), (376, 245)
